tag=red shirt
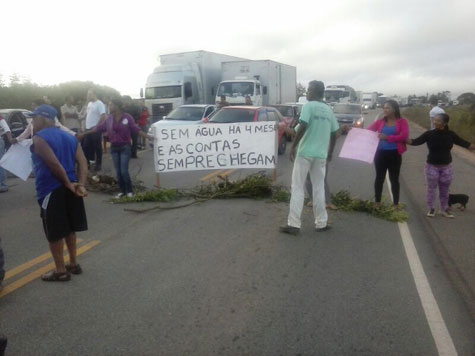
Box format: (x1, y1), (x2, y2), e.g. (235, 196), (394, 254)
(138, 107), (150, 127)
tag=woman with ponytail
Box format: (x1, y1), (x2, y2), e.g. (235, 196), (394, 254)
(407, 113), (475, 218)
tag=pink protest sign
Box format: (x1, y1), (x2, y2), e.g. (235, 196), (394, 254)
(339, 128), (380, 164)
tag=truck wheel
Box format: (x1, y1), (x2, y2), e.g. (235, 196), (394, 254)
(278, 137), (287, 155)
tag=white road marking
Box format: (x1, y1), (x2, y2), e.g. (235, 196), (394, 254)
(386, 176), (457, 356)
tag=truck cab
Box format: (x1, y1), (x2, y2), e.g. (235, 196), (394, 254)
(145, 64), (200, 123)
(215, 79), (264, 106)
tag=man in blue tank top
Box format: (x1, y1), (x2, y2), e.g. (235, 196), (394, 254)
(29, 105), (89, 282)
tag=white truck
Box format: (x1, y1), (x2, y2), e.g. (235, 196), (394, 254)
(361, 92), (378, 110)
(216, 60), (296, 106)
(144, 50), (247, 122)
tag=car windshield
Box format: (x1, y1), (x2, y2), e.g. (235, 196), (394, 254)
(145, 86), (181, 99)
(333, 104), (361, 114)
(273, 106), (293, 117)
(166, 107), (204, 121)
(217, 82), (254, 97)
(209, 108), (255, 123)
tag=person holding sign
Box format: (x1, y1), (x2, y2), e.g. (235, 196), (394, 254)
(78, 99), (152, 198)
(407, 113), (475, 218)
(367, 100), (409, 209)
(280, 80), (339, 234)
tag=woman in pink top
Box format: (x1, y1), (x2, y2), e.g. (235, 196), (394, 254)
(367, 100), (409, 208)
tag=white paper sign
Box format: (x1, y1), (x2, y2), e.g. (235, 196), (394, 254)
(339, 128), (380, 164)
(153, 122), (277, 173)
(0, 139), (33, 181)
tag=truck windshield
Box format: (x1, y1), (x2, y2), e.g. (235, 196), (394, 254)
(333, 104), (361, 114)
(145, 86), (181, 99)
(209, 108), (256, 123)
(217, 82), (254, 97)
(166, 107), (205, 121)
(325, 90), (348, 102)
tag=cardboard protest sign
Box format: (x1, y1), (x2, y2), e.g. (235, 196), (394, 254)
(339, 128), (380, 164)
(153, 122), (277, 173)
(0, 139), (33, 181)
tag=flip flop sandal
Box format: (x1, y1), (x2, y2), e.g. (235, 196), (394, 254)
(41, 271), (71, 282)
(65, 263), (83, 275)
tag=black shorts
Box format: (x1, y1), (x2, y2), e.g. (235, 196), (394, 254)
(40, 186), (88, 242)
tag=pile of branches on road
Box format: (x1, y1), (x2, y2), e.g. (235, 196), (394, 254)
(110, 172), (290, 212)
(85, 173), (146, 194)
(331, 190), (408, 222)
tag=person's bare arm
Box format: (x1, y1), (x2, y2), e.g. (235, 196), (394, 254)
(290, 122), (307, 162)
(4, 131), (14, 144)
(33, 136), (76, 193)
(328, 132), (337, 161)
(74, 143), (88, 197)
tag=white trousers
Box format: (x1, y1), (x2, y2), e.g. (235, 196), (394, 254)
(288, 156), (328, 229)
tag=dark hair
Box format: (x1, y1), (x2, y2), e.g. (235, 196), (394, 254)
(110, 98), (123, 111)
(220, 95), (226, 100)
(438, 113), (450, 130)
(430, 97), (438, 106)
(385, 100), (401, 119)
(308, 80), (325, 98)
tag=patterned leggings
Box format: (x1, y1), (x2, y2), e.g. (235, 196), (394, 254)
(425, 163), (453, 211)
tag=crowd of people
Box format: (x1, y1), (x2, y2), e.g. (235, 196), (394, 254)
(280, 80), (475, 235)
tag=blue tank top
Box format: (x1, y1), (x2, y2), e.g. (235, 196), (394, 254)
(379, 125), (398, 150)
(31, 127), (78, 200)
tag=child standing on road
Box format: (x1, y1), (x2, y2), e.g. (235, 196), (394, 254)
(407, 113), (475, 217)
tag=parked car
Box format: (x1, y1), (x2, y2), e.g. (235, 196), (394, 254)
(206, 106), (289, 155)
(271, 104), (300, 131)
(0, 109), (30, 148)
(149, 104), (216, 146)
(332, 103), (364, 131)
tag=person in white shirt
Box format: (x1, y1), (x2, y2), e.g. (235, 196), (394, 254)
(0, 114), (15, 192)
(61, 96), (81, 132)
(429, 97), (445, 130)
(83, 89), (106, 171)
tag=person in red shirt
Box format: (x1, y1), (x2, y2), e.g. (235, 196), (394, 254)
(138, 100), (150, 149)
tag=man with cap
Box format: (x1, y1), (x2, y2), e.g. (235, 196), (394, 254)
(29, 104), (89, 281)
(280, 80), (339, 234)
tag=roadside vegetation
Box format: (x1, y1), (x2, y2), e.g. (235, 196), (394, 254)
(403, 105), (475, 143)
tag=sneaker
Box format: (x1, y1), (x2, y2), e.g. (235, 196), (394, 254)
(440, 210), (454, 218)
(126, 193), (134, 198)
(426, 209), (435, 217)
(115, 193), (124, 199)
(279, 225), (300, 235)
(0, 187), (8, 193)
(326, 203), (338, 210)
(316, 225), (332, 232)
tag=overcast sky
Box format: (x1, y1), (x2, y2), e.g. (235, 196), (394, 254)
(2, 0), (474, 98)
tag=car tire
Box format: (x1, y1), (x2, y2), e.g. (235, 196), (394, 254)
(278, 137), (287, 155)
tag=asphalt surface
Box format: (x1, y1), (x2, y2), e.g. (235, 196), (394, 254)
(0, 110), (474, 355)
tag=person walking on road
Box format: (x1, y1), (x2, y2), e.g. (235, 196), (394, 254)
(138, 99), (150, 149)
(280, 80), (339, 234)
(78, 99), (152, 198)
(407, 113), (475, 218)
(367, 100), (409, 209)
(429, 97), (445, 130)
(84, 89), (107, 171)
(29, 105), (88, 281)
(0, 114), (15, 193)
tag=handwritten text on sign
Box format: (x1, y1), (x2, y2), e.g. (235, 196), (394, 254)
(153, 122), (277, 172)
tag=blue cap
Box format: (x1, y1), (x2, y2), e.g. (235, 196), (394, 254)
(28, 104), (57, 120)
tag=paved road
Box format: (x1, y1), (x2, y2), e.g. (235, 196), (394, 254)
(0, 110), (474, 355)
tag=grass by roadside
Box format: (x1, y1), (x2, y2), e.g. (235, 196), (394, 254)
(403, 105), (475, 143)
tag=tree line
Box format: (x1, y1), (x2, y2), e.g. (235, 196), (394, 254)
(0, 75), (121, 110)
